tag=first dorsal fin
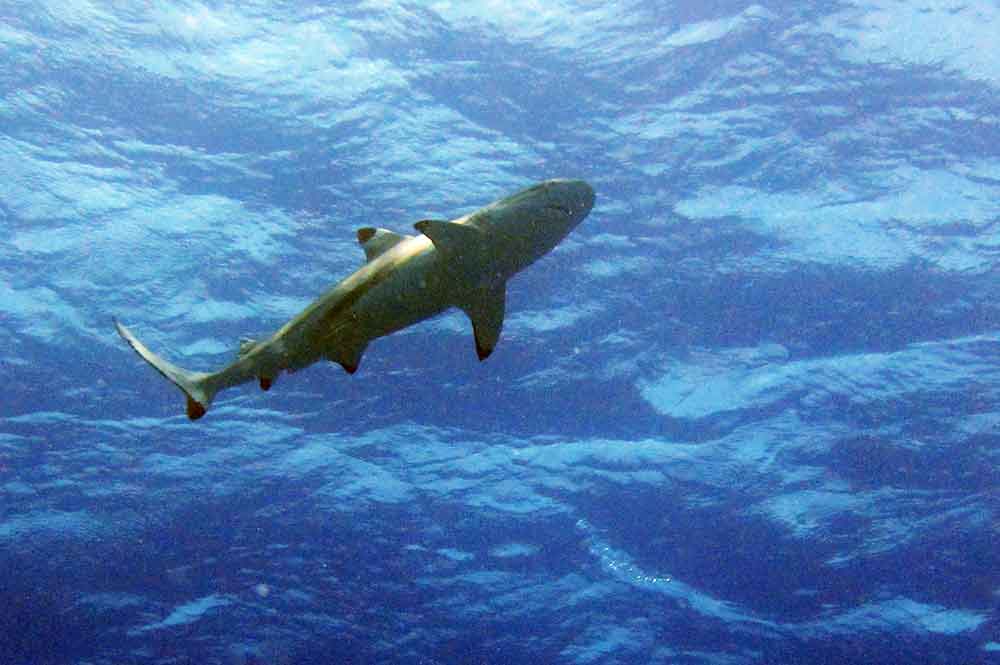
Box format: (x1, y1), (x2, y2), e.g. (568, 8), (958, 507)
(413, 219), (484, 256)
(357, 227), (409, 262)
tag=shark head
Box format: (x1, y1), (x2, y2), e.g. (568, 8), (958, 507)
(538, 177), (596, 233)
(474, 178), (595, 274)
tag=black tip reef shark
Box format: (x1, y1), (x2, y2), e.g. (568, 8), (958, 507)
(115, 179), (595, 420)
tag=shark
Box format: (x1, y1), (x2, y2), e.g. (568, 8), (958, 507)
(115, 179), (595, 420)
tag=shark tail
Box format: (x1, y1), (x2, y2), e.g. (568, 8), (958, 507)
(114, 319), (217, 420)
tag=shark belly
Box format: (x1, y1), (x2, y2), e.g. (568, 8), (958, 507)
(317, 246), (460, 369)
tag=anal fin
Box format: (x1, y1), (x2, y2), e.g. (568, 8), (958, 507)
(186, 396), (207, 420)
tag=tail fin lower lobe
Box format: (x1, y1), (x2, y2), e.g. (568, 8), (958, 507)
(114, 319), (216, 420)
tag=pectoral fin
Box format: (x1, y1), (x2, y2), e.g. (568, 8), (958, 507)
(459, 284), (506, 361)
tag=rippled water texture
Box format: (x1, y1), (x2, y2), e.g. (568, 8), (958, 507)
(1, 1), (997, 663)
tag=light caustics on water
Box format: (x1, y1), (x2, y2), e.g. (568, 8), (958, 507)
(575, 518), (770, 627)
(576, 518), (673, 588)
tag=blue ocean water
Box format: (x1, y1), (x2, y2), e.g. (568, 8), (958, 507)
(1, 1), (998, 663)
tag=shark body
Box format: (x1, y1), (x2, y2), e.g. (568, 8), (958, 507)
(115, 179), (595, 420)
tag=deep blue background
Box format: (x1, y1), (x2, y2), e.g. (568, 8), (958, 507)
(1, 1), (998, 663)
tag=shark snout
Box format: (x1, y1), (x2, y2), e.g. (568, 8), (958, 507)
(544, 178), (595, 224)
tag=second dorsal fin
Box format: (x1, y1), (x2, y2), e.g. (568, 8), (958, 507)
(357, 227), (409, 262)
(238, 337), (259, 358)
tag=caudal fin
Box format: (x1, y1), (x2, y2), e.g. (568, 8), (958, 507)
(114, 319), (216, 420)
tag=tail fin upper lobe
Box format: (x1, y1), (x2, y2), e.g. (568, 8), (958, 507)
(114, 319), (216, 420)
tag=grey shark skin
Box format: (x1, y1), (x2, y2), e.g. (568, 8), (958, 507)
(115, 179), (595, 420)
